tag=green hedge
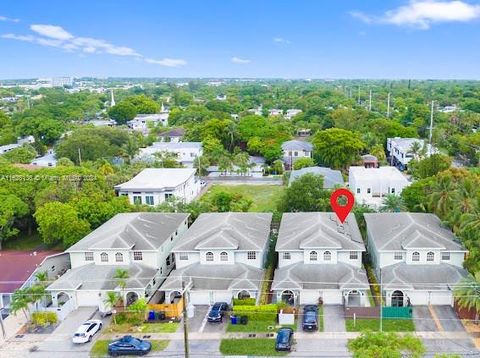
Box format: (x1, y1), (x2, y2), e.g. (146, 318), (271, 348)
(31, 311), (58, 327)
(232, 304), (278, 321)
(232, 298), (256, 306)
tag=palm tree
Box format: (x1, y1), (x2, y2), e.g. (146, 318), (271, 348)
(113, 269), (129, 307)
(123, 137), (139, 164)
(380, 194), (406, 212)
(10, 288), (30, 320)
(460, 199), (480, 241)
(428, 175), (456, 217)
(454, 273), (480, 323)
(104, 291), (121, 325)
(409, 141), (422, 161)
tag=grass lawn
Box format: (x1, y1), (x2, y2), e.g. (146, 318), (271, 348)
(345, 318), (415, 332)
(220, 339), (288, 356)
(3, 232), (64, 251)
(318, 305), (324, 332)
(106, 322), (179, 333)
(201, 184), (284, 212)
(227, 320), (296, 333)
(90, 339), (169, 357)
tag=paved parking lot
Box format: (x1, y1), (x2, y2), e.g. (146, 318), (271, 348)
(413, 306), (438, 331)
(434, 305), (465, 332)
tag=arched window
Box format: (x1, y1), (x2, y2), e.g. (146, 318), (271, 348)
(412, 252), (420, 262)
(220, 252), (228, 261)
(427, 251), (434, 262)
(115, 252), (123, 262)
(206, 252), (214, 262)
(310, 251), (318, 261)
(324, 251), (332, 261)
(100, 252), (108, 262)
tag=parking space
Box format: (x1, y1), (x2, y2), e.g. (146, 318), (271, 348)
(184, 305), (227, 334)
(413, 306), (438, 331)
(434, 305), (465, 332)
(323, 305), (346, 332)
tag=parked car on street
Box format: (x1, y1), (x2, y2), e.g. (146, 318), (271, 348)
(72, 319), (103, 344)
(302, 305), (318, 331)
(108, 335), (152, 356)
(207, 302), (229, 323)
(275, 327), (294, 351)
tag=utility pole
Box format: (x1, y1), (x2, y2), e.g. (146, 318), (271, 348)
(386, 92), (391, 118)
(182, 281), (190, 358)
(429, 100), (434, 155)
(357, 86), (361, 104)
(78, 148), (82, 166)
(368, 89), (372, 112)
(379, 268), (383, 332)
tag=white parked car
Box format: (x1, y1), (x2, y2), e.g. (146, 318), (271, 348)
(72, 320), (103, 344)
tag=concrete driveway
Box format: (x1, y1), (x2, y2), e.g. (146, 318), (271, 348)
(423, 338), (479, 357)
(434, 305), (465, 332)
(185, 305), (226, 334)
(413, 306), (437, 331)
(31, 307), (108, 358)
(323, 305), (346, 332)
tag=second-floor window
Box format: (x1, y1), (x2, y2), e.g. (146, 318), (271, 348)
(310, 251), (318, 261)
(206, 252), (214, 261)
(283, 252), (291, 260)
(349, 251), (358, 260)
(247, 251), (256, 260)
(115, 252), (124, 262)
(101, 252), (108, 262)
(412, 252), (420, 262)
(356, 188), (361, 194)
(442, 252), (450, 261)
(85, 252), (94, 261)
(220, 252), (228, 261)
(179, 253), (188, 260)
(133, 251), (143, 261)
(394, 252), (403, 260)
(324, 251), (332, 261)
(427, 252), (434, 262)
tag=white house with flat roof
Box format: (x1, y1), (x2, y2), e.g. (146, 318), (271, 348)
(137, 142), (203, 167)
(128, 113), (169, 134)
(115, 168), (200, 206)
(272, 213), (369, 307)
(387, 137), (439, 170)
(348, 166), (410, 209)
(365, 213), (468, 307)
(160, 213), (273, 305)
(46, 213), (189, 315)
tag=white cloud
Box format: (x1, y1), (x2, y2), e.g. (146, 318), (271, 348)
(273, 37), (291, 44)
(0, 15), (20, 23)
(2, 23), (185, 67)
(351, 1), (480, 29)
(231, 56), (251, 64)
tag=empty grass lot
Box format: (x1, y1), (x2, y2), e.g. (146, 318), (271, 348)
(220, 339), (288, 356)
(201, 184), (284, 212)
(345, 318), (415, 332)
(90, 339), (169, 357)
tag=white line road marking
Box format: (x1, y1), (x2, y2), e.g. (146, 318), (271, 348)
(198, 306), (211, 333)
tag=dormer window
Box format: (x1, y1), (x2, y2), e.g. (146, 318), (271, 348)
(349, 251), (358, 260)
(115, 252), (124, 262)
(324, 251), (332, 261)
(310, 251), (318, 261)
(427, 252), (434, 262)
(247, 251), (256, 260)
(206, 252), (214, 262)
(133, 251), (143, 261)
(85, 252), (94, 261)
(442, 252), (450, 261)
(101, 252), (108, 262)
(220, 252), (228, 261)
(412, 252), (420, 262)
(283, 252), (291, 260)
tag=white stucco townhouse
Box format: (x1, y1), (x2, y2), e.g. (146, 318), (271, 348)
(136, 142), (203, 167)
(365, 213), (468, 307)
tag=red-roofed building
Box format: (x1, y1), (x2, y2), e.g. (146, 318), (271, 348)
(0, 250), (69, 310)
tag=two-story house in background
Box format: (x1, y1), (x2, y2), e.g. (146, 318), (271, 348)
(281, 140), (313, 170)
(365, 213), (468, 307)
(46, 213), (189, 315)
(137, 142), (203, 167)
(272, 213), (370, 307)
(160, 212), (272, 305)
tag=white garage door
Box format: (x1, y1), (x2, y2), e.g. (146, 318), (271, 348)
(76, 291), (101, 307)
(213, 291), (233, 304)
(299, 290), (319, 305)
(190, 291), (210, 305)
(430, 291), (453, 305)
(323, 290), (343, 305)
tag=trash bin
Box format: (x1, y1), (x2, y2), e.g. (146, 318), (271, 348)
(230, 315), (237, 325)
(148, 311), (156, 321)
(157, 311), (166, 321)
(240, 316), (248, 325)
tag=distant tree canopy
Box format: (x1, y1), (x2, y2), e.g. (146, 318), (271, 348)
(108, 102), (137, 124)
(279, 173), (331, 212)
(409, 154), (452, 179)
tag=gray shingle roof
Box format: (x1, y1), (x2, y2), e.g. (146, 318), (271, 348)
(160, 263), (263, 291)
(272, 262), (369, 291)
(173, 213), (272, 251)
(281, 140), (313, 151)
(67, 213), (189, 252)
(276, 213), (365, 251)
(288, 167), (344, 188)
(46, 263), (157, 291)
(381, 262), (468, 290)
(364, 213), (465, 251)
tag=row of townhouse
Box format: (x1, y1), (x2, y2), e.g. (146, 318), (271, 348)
(42, 211), (468, 318)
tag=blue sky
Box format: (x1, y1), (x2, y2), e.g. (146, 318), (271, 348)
(1, 0), (480, 79)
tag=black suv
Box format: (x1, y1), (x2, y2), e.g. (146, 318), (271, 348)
(207, 302), (229, 323)
(302, 305), (318, 331)
(275, 327), (294, 351)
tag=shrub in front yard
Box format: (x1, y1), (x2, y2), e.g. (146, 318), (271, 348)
(233, 298), (256, 306)
(31, 311), (58, 327)
(232, 304), (278, 321)
(348, 331), (425, 358)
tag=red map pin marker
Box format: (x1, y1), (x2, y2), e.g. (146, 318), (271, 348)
(330, 188), (355, 223)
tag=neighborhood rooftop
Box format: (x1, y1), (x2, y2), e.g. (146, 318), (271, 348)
(364, 213), (465, 251)
(288, 167), (344, 188)
(67, 213), (189, 252)
(349, 166), (409, 184)
(114, 168), (197, 191)
(281, 140), (313, 151)
(173, 212), (273, 251)
(148, 142), (202, 149)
